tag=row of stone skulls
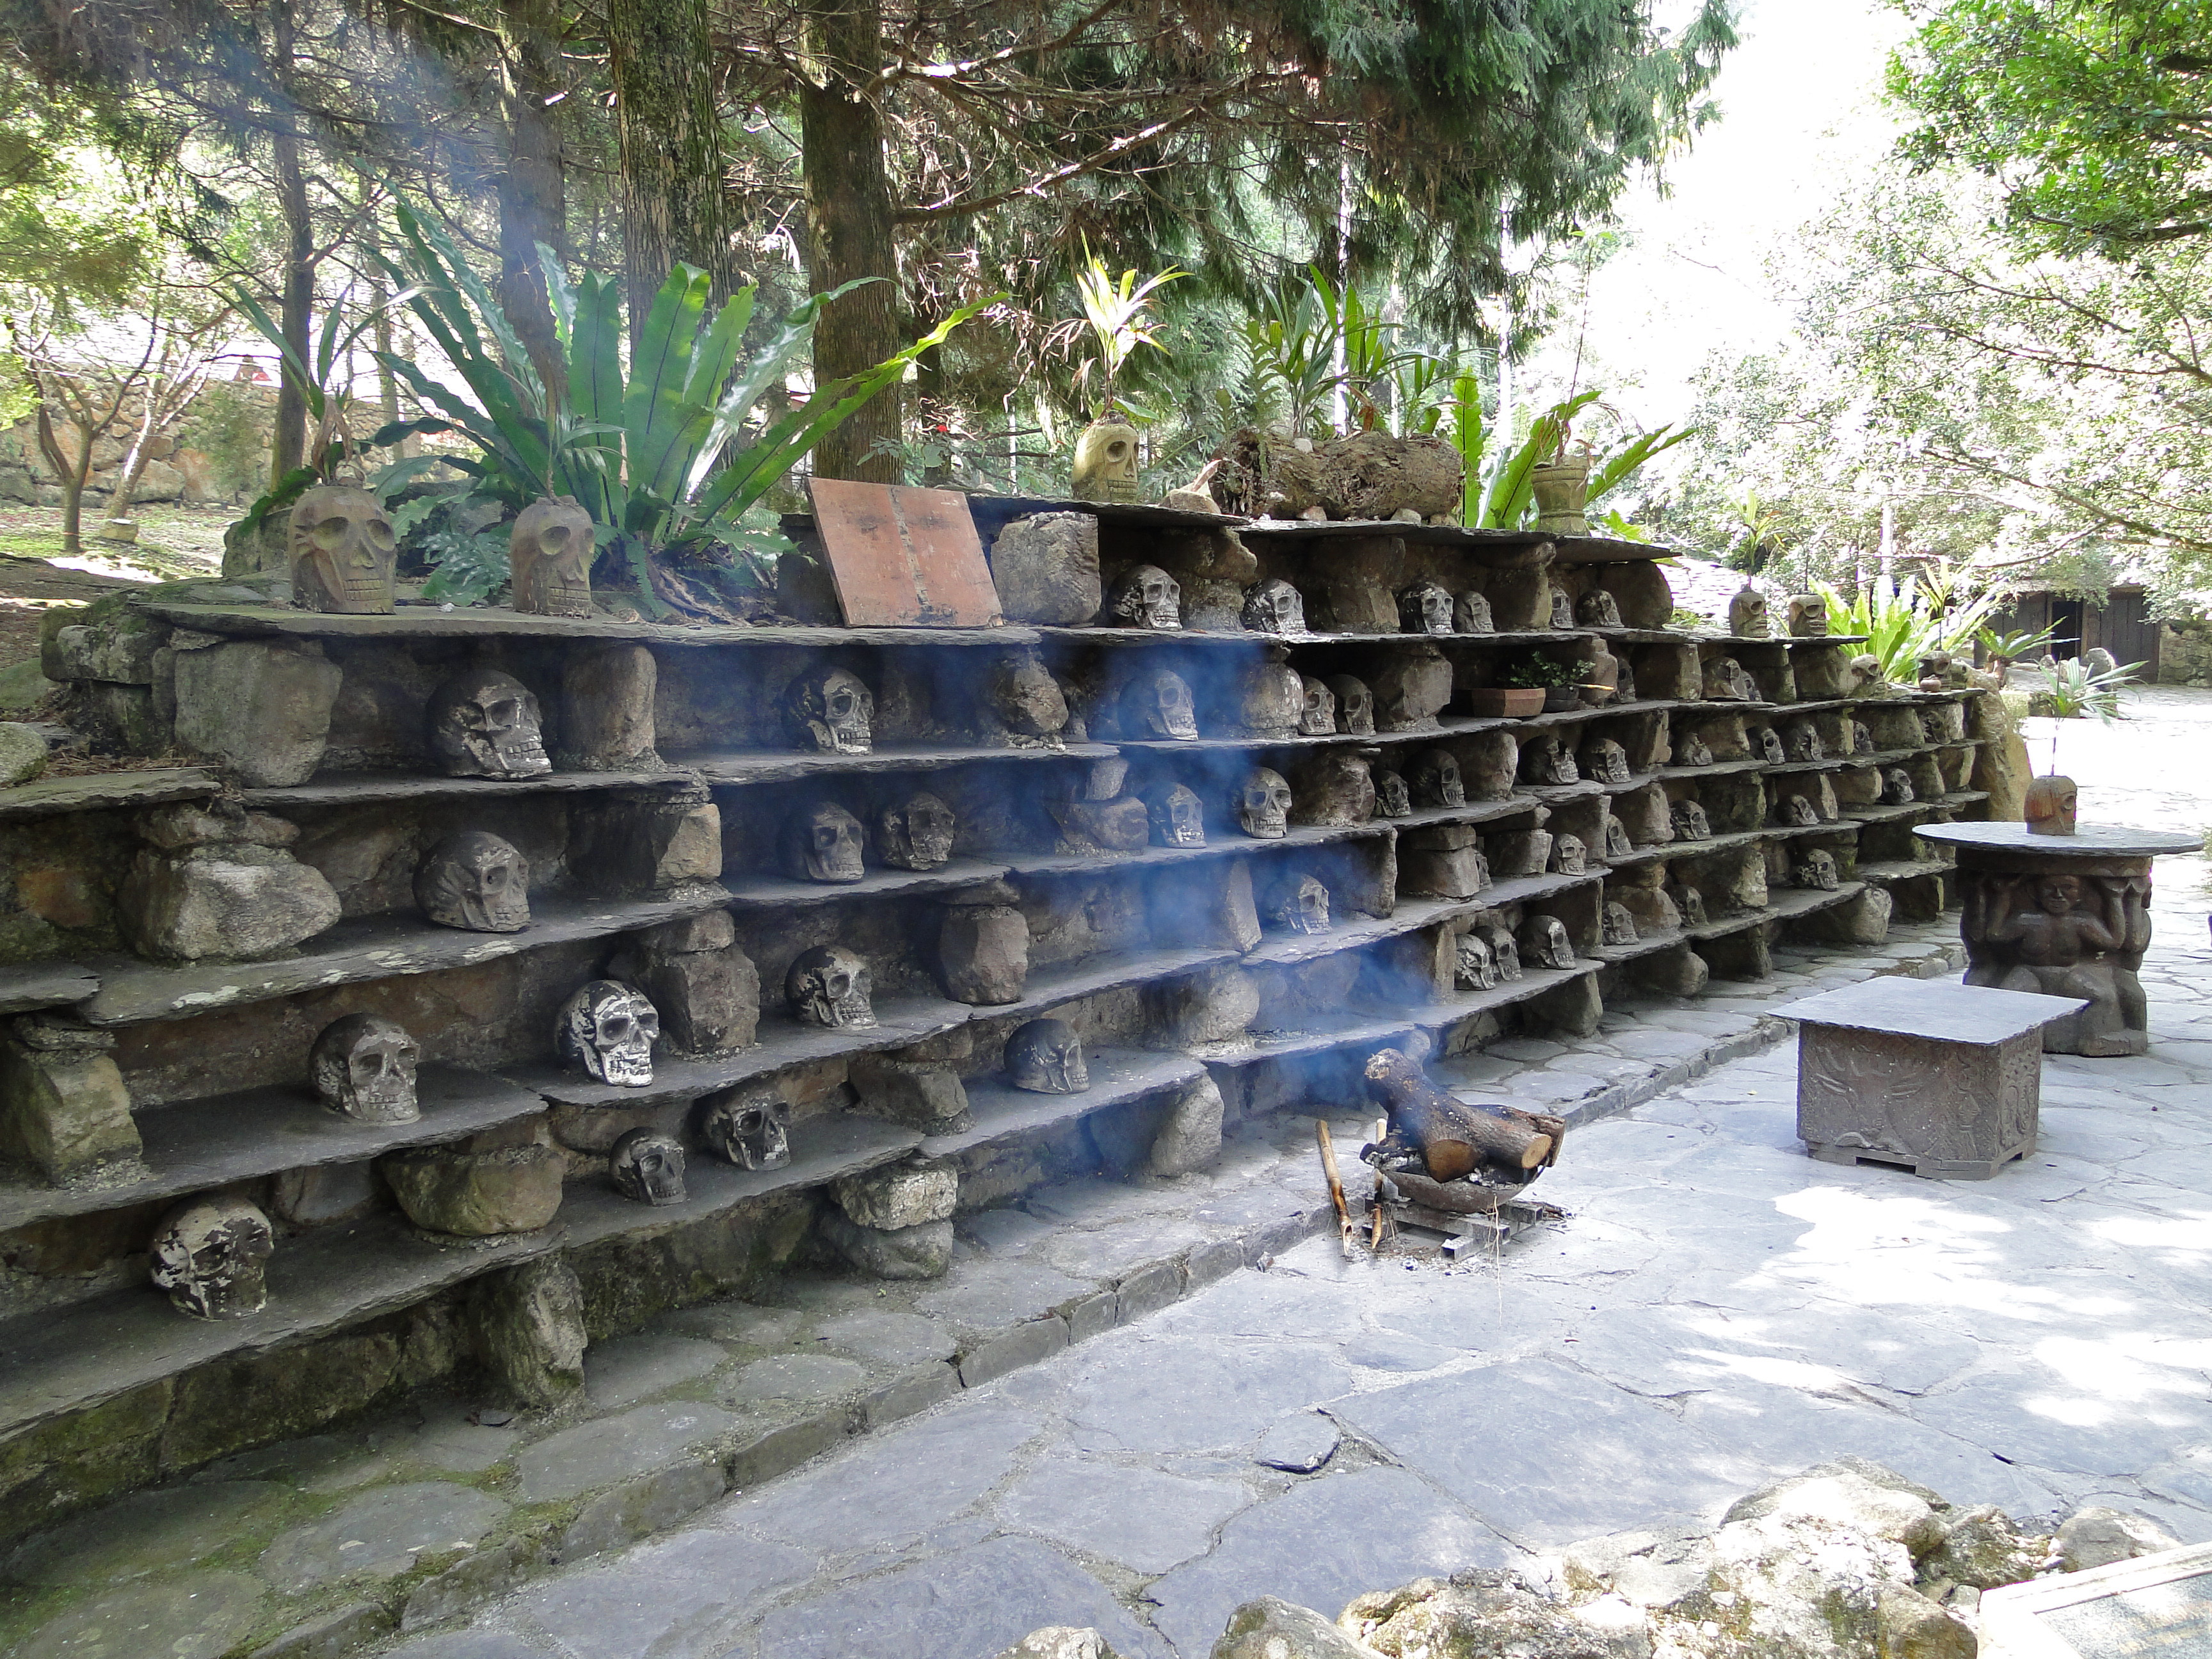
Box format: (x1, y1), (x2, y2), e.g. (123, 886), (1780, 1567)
(1112, 568), (1637, 636)
(289, 488), (592, 618)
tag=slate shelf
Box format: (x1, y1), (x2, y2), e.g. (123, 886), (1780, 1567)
(1239, 870), (1603, 968)
(989, 945), (1246, 1022)
(1656, 759), (1767, 781)
(1587, 924), (1690, 966)
(1598, 630), (1872, 648)
(1237, 520), (1557, 554)
(241, 769), (696, 809)
(1855, 858), (1952, 883)
(1386, 798), (1544, 834)
(1036, 627), (1589, 649)
(76, 886), (736, 1027)
(0, 767), (221, 823)
(678, 742), (1119, 787)
(969, 494), (1246, 533)
(1844, 790), (1988, 824)
(1604, 829), (1768, 870)
(0, 1065), (543, 1233)
(1201, 1014), (1418, 1070)
(1526, 773), (1660, 802)
(722, 858), (1013, 911)
(0, 961), (100, 1014)
(557, 1112), (926, 1250)
(512, 994), (979, 1112)
(922, 1048), (1205, 1160)
(998, 822), (1391, 881)
(1396, 962), (1599, 1031)
(0, 1210), (560, 1441)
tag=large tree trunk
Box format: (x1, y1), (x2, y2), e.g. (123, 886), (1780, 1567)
(801, 0), (901, 483)
(266, 0), (312, 491)
(497, 0), (568, 397)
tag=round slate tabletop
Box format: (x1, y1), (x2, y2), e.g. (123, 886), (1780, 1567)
(1915, 822), (2202, 858)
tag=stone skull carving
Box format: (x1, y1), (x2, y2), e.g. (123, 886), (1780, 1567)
(1582, 739), (1631, 785)
(1454, 930), (1498, 991)
(1671, 799), (1711, 841)
(289, 483), (396, 614)
(877, 792), (956, 870)
(787, 946), (875, 1028)
(1552, 833), (1587, 874)
(1267, 874), (1331, 935)
(1373, 770), (1411, 818)
(1326, 675), (1374, 735)
(1880, 767), (1916, 805)
(1006, 1017), (1088, 1093)
(1673, 885), (1708, 926)
(1240, 647), (1304, 735)
(150, 1196), (273, 1320)
(1729, 585), (1772, 638)
(1233, 768), (1292, 838)
(1852, 722), (1876, 756)
(415, 830), (531, 933)
(1576, 590), (1623, 629)
(988, 651), (1069, 738)
(557, 979), (660, 1087)
(510, 495), (593, 618)
(1754, 726), (1786, 765)
(1242, 578), (1308, 636)
(1549, 586), (1576, 630)
(1297, 676), (1337, 737)
(1785, 722), (1823, 762)
(1484, 923), (1523, 982)
(1073, 419), (1142, 503)
(1848, 653), (1888, 693)
(1397, 580), (1454, 636)
(701, 1086), (792, 1171)
(783, 801), (866, 883)
(1782, 794), (1821, 826)
(609, 1127), (686, 1205)
(310, 1013), (421, 1125)
(429, 669), (551, 779)
(1521, 915), (1575, 971)
(1453, 590), (1494, 634)
(1145, 782), (1206, 847)
(1406, 749), (1464, 808)
(1786, 595), (1827, 637)
(1122, 669), (1199, 739)
(2025, 774), (2078, 835)
(1677, 732), (1713, 767)
(1601, 902), (1639, 946)
(1109, 564), (1182, 629)
(786, 666), (875, 755)
(1794, 849), (1841, 891)
(1918, 710), (1944, 746)
(1526, 735), (1578, 786)
(1602, 815), (1632, 859)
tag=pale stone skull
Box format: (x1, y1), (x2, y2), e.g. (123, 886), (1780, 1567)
(1241, 578), (1308, 635)
(1671, 799), (1711, 840)
(1484, 922), (1523, 981)
(877, 792), (957, 870)
(1582, 738), (1631, 784)
(1673, 885), (1708, 925)
(1603, 815), (1632, 859)
(1326, 675), (1374, 735)
(1072, 419), (1142, 503)
(310, 1013), (421, 1125)
(1268, 873), (1331, 935)
(1122, 669), (1198, 739)
(988, 651), (1069, 738)
(1521, 915), (1575, 970)
(1848, 653), (1888, 692)
(1794, 849), (1841, 890)
(610, 1126), (686, 1205)
(1786, 721), (1824, 762)
(509, 495), (593, 618)
(1577, 590), (1623, 629)
(1298, 675), (1337, 736)
(1783, 794), (1821, 826)
(1234, 768), (1292, 838)
(150, 1196), (273, 1320)
(1786, 595), (1827, 637)
(1552, 833), (1587, 874)
(787, 666), (874, 755)
(1550, 586), (1575, 629)
(787, 946), (874, 1028)
(783, 801), (866, 883)
(1526, 735), (1578, 786)
(1397, 580), (1454, 636)
(1453, 590), (1494, 634)
(1602, 902), (1639, 946)
(1241, 648), (1304, 734)
(1373, 769), (1411, 818)
(1754, 726), (1786, 765)
(1701, 657), (1748, 701)
(1109, 564), (1182, 629)
(1454, 930), (1499, 991)
(415, 830), (531, 933)
(1406, 749), (1464, 808)
(1677, 732), (1713, 767)
(1145, 782), (1206, 847)
(701, 1086), (792, 1171)
(557, 979), (660, 1087)
(1729, 585), (1771, 638)
(1880, 767), (1916, 805)
(1006, 1017), (1087, 1093)
(429, 669), (551, 778)
(289, 483), (396, 614)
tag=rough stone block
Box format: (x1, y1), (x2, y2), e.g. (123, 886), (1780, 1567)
(172, 639), (341, 785)
(269, 1160), (380, 1226)
(821, 1210), (956, 1279)
(1062, 1290), (1120, 1344)
(559, 1458), (726, 1561)
(1149, 1075), (1225, 1176)
(1398, 846), (1487, 901)
(940, 902), (1030, 1004)
(575, 789), (722, 893)
(635, 946), (759, 1053)
(559, 643), (659, 771)
(0, 722), (45, 784)
(252, 1599), (395, 1658)
(1116, 1260), (1186, 1323)
(636, 909), (739, 957)
(470, 1258), (586, 1410)
(728, 1409), (854, 1487)
(1183, 1237), (1244, 1289)
(1213, 1596), (1381, 1659)
(2057, 1505), (2182, 1572)
(850, 1050), (970, 1129)
(992, 1630), (1119, 1659)
(863, 1363), (963, 1428)
(382, 1139), (565, 1236)
(991, 513), (1102, 624)
(0, 1023), (139, 1183)
(1146, 965), (1260, 1047)
(836, 1157), (959, 1230)
(400, 1533), (545, 1630)
(117, 848), (341, 962)
(958, 1317), (1069, 1387)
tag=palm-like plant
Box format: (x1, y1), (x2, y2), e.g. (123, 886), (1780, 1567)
(1073, 253), (1184, 419)
(2040, 654), (2142, 721)
(1812, 569), (2007, 682)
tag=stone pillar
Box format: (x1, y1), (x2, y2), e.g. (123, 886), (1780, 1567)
(1144, 965), (1259, 1048)
(1399, 826), (1487, 900)
(470, 1257), (586, 1411)
(559, 644), (660, 771)
(171, 636), (341, 786)
(1148, 1074), (1225, 1176)
(0, 1014), (140, 1183)
(116, 803), (341, 963)
(821, 1155), (956, 1279)
(616, 911), (759, 1052)
(850, 1030), (972, 1130)
(938, 882), (1030, 1004)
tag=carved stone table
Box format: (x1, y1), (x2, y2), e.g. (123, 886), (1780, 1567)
(1916, 821), (2200, 1057)
(1789, 978), (2087, 1180)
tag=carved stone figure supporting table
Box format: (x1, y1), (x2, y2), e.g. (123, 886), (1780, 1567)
(1916, 822), (2200, 1057)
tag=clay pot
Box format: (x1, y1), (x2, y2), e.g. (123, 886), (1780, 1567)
(1541, 685), (1580, 712)
(1465, 688), (1545, 717)
(1530, 459), (1590, 536)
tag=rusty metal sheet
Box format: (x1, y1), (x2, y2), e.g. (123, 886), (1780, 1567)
(806, 479), (1005, 627)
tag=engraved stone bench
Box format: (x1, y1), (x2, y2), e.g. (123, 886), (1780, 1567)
(1788, 978), (2087, 1180)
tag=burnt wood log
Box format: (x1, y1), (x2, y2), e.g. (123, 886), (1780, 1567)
(1364, 1048), (1564, 1180)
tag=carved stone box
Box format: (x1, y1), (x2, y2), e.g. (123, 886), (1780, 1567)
(1788, 977), (2084, 1180)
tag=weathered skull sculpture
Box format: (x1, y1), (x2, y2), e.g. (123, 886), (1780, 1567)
(1754, 726), (1786, 765)
(1297, 676), (1337, 736)
(1521, 915), (1575, 970)
(1006, 1017), (1087, 1093)
(786, 667), (875, 755)
(1109, 564), (1182, 629)
(415, 830), (531, 932)
(1121, 669), (1198, 740)
(1729, 584), (1772, 638)
(1372, 770), (1411, 818)
(429, 669), (551, 778)
(1453, 590), (1494, 634)
(1267, 874), (1331, 935)
(1848, 653), (1889, 692)
(1327, 675), (1375, 735)
(1701, 657), (1751, 701)
(289, 483), (396, 614)
(701, 1087), (792, 1171)
(988, 651), (1069, 738)
(1241, 578), (1308, 636)
(1666, 885), (1704, 927)
(1782, 794), (1821, 826)
(557, 979), (660, 1087)
(1233, 768), (1292, 838)
(1601, 902), (1639, 946)
(1602, 815), (1632, 859)
(1526, 735), (1579, 786)
(1677, 732), (1713, 767)
(1552, 833), (1587, 874)
(150, 1196), (273, 1320)
(877, 792), (956, 870)
(1918, 710), (1944, 746)
(310, 1013), (421, 1125)
(1880, 768), (1916, 805)
(1852, 722), (1876, 755)
(1454, 931), (1498, 991)
(1145, 782), (1206, 847)
(509, 495), (593, 618)
(1582, 739), (1631, 785)
(787, 946), (875, 1028)
(1793, 849), (1841, 891)
(1397, 580), (1454, 636)
(610, 1127), (687, 1205)
(1406, 749), (1464, 808)
(1073, 419), (1142, 503)
(1550, 586), (1576, 630)
(1786, 595), (1827, 637)
(1785, 721), (1823, 762)
(782, 801), (866, 883)
(1577, 590), (1623, 629)
(1671, 799), (1711, 841)
(1484, 923), (1523, 982)
(1240, 646), (1304, 735)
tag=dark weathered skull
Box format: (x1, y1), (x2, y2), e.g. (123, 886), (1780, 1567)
(1234, 767), (1292, 838)
(1453, 591), (1493, 634)
(1729, 585), (1771, 638)
(1678, 732), (1713, 767)
(1793, 850), (1840, 890)
(787, 667), (874, 755)
(1880, 768), (1915, 805)
(1783, 794), (1821, 826)
(289, 483), (396, 614)
(787, 946), (874, 1028)
(1454, 930), (1498, 990)
(428, 669), (550, 779)
(988, 650), (1068, 737)
(1122, 669), (1198, 739)
(1269, 874), (1331, 935)
(1527, 735), (1578, 786)
(783, 801), (866, 883)
(1298, 675), (1337, 736)
(1006, 1017), (1087, 1093)
(557, 979), (660, 1087)
(1786, 595), (1827, 637)
(1109, 564), (1182, 629)
(1483, 922), (1523, 982)
(1603, 815), (1632, 859)
(1241, 578), (1308, 636)
(1397, 580), (1454, 636)
(1851, 722), (1875, 755)
(310, 1013), (420, 1125)
(1601, 902), (1639, 945)
(701, 1086), (792, 1170)
(1786, 721), (1823, 762)
(1674, 885), (1708, 925)
(1576, 590), (1623, 629)
(1521, 915), (1575, 970)
(1552, 833), (1587, 874)
(416, 830), (531, 933)
(1406, 749), (1464, 808)
(509, 495), (593, 618)
(1702, 657), (1749, 701)
(1549, 586), (1575, 629)
(1582, 739), (1631, 785)
(1326, 675), (1374, 735)
(609, 1127), (686, 1205)
(1671, 799), (1711, 841)
(150, 1196), (273, 1320)
(1145, 783), (1206, 847)
(1373, 770), (1411, 818)
(877, 792), (957, 870)
(1754, 726), (1786, 765)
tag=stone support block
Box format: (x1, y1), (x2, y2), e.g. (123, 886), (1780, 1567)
(469, 1258), (586, 1411)
(559, 644), (659, 771)
(989, 513), (1101, 624)
(558, 1460), (726, 1561)
(819, 1208), (954, 1279)
(0, 1016), (139, 1183)
(632, 947), (759, 1054)
(835, 1155), (958, 1231)
(117, 846), (341, 962)
(939, 902), (1030, 1004)
(383, 1128), (565, 1237)
(1144, 965), (1259, 1048)
(575, 788), (721, 894)
(958, 1316), (1068, 1386)
(1148, 1074), (1225, 1176)
(849, 1048), (970, 1130)
(400, 1534), (546, 1630)
(172, 638), (341, 785)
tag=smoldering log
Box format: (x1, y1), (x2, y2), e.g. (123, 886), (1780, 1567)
(1364, 1048), (1564, 1180)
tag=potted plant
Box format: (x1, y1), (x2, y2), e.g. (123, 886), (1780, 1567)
(1484, 655), (1585, 714)
(1066, 252), (1183, 504)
